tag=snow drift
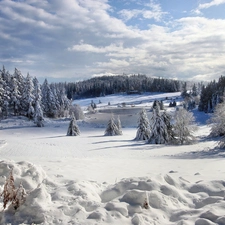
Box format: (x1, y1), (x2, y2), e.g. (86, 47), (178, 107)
(0, 160), (225, 225)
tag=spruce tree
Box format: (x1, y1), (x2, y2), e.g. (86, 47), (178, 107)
(67, 113), (80, 136)
(148, 109), (170, 144)
(34, 101), (44, 127)
(10, 77), (21, 115)
(135, 108), (150, 140)
(21, 73), (35, 117)
(104, 115), (120, 136)
(41, 79), (58, 118)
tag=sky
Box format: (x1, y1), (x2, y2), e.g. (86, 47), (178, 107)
(0, 0), (225, 83)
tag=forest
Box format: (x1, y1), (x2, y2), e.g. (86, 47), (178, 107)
(0, 65), (225, 123)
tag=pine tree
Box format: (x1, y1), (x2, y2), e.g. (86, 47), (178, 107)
(148, 109), (170, 144)
(0, 67), (11, 118)
(13, 68), (25, 99)
(135, 108), (150, 140)
(10, 77), (21, 115)
(161, 110), (175, 144)
(173, 108), (197, 145)
(104, 115), (120, 136)
(34, 101), (44, 127)
(67, 113), (80, 136)
(41, 79), (58, 118)
(21, 73), (35, 117)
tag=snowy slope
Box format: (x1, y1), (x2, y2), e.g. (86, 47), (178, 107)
(0, 92), (225, 225)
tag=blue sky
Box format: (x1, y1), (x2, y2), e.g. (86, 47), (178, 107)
(0, 0), (225, 82)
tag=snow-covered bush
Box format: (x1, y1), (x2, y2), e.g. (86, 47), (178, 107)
(70, 104), (84, 120)
(135, 108), (150, 140)
(67, 113), (80, 136)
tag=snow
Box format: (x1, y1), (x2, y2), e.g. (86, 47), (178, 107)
(0, 92), (225, 224)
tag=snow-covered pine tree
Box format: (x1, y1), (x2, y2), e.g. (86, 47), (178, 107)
(148, 108), (170, 144)
(104, 115), (120, 136)
(67, 113), (80, 136)
(1, 170), (16, 209)
(10, 77), (21, 115)
(33, 77), (44, 127)
(152, 100), (160, 111)
(21, 73), (35, 118)
(135, 108), (150, 140)
(56, 83), (71, 117)
(0, 67), (11, 118)
(34, 101), (44, 127)
(116, 116), (123, 135)
(173, 108), (197, 145)
(33, 77), (42, 104)
(13, 68), (25, 101)
(41, 79), (58, 118)
(161, 110), (175, 144)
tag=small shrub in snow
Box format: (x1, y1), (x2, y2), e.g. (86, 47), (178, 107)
(1, 170), (16, 209)
(1, 170), (27, 210)
(142, 198), (149, 209)
(13, 183), (27, 210)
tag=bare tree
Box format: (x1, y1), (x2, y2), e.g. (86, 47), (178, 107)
(173, 108), (197, 145)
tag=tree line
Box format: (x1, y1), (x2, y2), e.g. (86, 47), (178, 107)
(0, 66), (71, 126)
(198, 76), (225, 113)
(65, 74), (183, 99)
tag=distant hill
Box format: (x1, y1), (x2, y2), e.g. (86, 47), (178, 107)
(65, 74), (183, 99)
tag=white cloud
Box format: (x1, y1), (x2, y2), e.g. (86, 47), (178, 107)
(0, 0), (225, 82)
(119, 0), (166, 22)
(198, 0), (225, 9)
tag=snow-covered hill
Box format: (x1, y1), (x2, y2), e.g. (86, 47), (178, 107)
(0, 92), (224, 225)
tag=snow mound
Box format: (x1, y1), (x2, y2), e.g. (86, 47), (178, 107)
(0, 161), (225, 224)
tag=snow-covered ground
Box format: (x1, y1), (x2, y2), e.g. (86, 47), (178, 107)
(0, 92), (225, 225)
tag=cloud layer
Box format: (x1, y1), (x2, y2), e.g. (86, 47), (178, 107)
(0, 0), (225, 82)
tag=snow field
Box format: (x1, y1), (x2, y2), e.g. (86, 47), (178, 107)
(0, 92), (225, 224)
